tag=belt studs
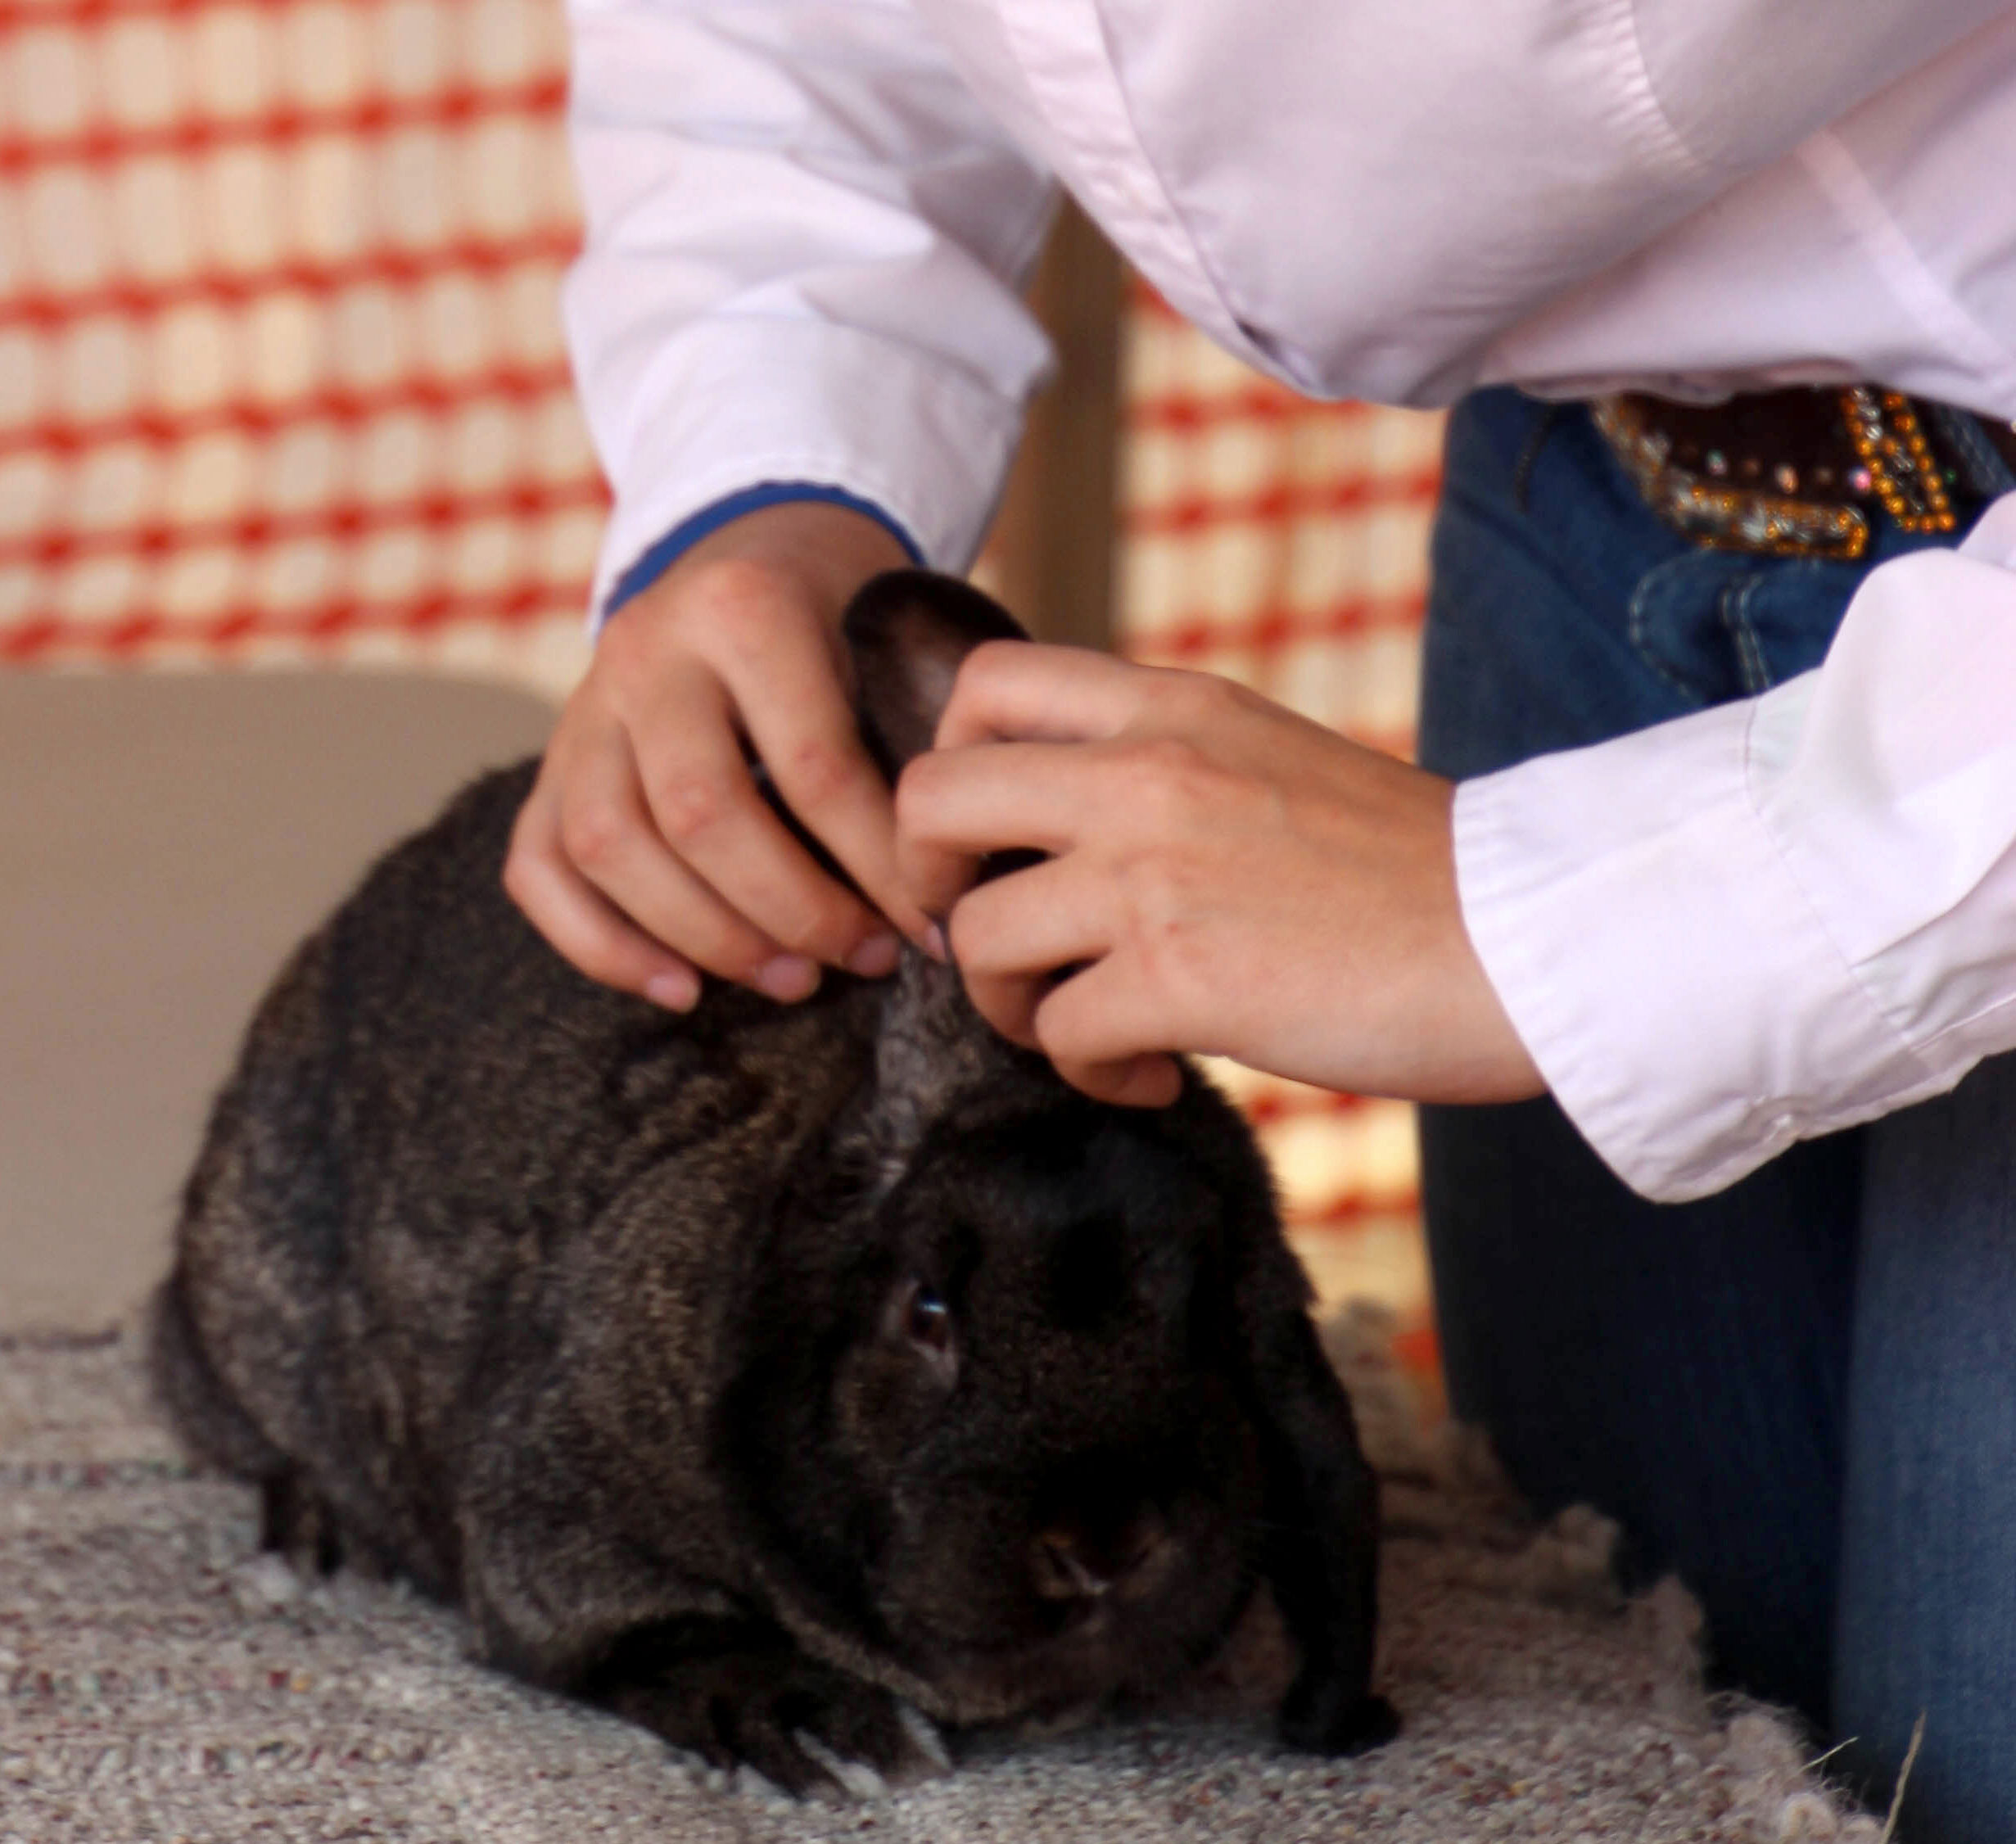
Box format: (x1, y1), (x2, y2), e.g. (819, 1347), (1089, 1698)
(1589, 395), (1870, 561)
(1840, 387), (1957, 536)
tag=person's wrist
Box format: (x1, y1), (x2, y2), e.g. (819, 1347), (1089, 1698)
(625, 500), (914, 637)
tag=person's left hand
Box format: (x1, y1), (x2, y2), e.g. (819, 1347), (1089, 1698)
(895, 643), (1545, 1109)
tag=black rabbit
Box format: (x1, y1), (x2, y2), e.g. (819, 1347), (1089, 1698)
(150, 570), (1395, 1795)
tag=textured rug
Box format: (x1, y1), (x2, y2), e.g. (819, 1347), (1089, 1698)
(2, 1311), (1884, 1843)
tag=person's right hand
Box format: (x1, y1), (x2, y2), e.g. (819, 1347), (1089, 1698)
(504, 499), (932, 1010)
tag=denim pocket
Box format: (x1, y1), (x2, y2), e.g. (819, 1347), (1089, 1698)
(1627, 548), (1860, 709)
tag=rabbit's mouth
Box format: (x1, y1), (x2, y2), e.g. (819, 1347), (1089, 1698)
(859, 1435), (1271, 1724)
(875, 1547), (1263, 1726)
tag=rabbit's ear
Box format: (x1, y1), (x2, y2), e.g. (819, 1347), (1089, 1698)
(841, 570), (1037, 1184)
(843, 571), (1029, 778)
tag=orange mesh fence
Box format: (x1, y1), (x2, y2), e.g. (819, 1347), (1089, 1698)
(1117, 287), (1445, 1381)
(2, 1), (1445, 1378)
(0, 0), (601, 685)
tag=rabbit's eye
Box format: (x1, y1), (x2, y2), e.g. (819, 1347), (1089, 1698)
(906, 1286), (952, 1353)
(882, 1278), (958, 1386)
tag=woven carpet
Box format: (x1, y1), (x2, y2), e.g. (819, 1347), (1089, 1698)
(2, 1310), (1883, 1843)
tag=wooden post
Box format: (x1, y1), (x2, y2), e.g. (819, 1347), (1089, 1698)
(984, 199), (1126, 653)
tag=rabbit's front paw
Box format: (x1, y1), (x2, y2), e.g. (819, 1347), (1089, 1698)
(594, 1618), (936, 1798)
(1278, 1669), (1399, 1757)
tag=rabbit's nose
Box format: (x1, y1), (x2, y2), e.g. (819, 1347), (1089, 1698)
(1029, 1512), (1172, 1603)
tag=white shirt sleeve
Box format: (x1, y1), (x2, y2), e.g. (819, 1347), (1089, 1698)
(563, 0), (1059, 620)
(1455, 491), (2016, 1203)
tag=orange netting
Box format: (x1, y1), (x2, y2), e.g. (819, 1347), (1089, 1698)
(1116, 288), (1444, 1374)
(0, 0), (602, 676)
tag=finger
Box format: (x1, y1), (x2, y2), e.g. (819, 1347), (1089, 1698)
(1029, 953), (1191, 1107)
(504, 792), (704, 1010)
(630, 662), (892, 971)
(956, 963), (1046, 1051)
(933, 641), (1155, 751)
(944, 856), (1114, 1046)
(553, 721), (826, 992)
(1055, 1051), (1186, 1109)
(895, 740), (1107, 920)
(705, 612), (933, 945)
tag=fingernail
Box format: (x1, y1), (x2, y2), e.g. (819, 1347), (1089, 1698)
(922, 922), (949, 963)
(644, 969), (700, 1012)
(845, 931), (902, 978)
(755, 954), (820, 1002)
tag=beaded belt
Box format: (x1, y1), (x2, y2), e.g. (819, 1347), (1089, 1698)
(1589, 386), (2016, 560)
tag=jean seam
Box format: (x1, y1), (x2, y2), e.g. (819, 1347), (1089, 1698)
(1721, 572), (1774, 696)
(1626, 559), (1711, 710)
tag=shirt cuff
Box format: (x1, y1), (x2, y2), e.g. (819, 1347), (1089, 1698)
(1453, 686), (1947, 1203)
(569, 317), (1034, 629)
(599, 482), (925, 623)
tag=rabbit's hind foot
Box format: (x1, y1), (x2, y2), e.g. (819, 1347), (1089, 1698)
(259, 1469), (368, 1580)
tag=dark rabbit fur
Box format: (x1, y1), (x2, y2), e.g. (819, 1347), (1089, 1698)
(151, 571), (1395, 1794)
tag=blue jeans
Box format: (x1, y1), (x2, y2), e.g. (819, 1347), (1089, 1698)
(1418, 387), (2016, 1842)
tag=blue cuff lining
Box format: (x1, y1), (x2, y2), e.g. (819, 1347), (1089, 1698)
(602, 482), (925, 620)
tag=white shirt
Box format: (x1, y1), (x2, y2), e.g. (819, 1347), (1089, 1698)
(562, 0), (2016, 1201)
